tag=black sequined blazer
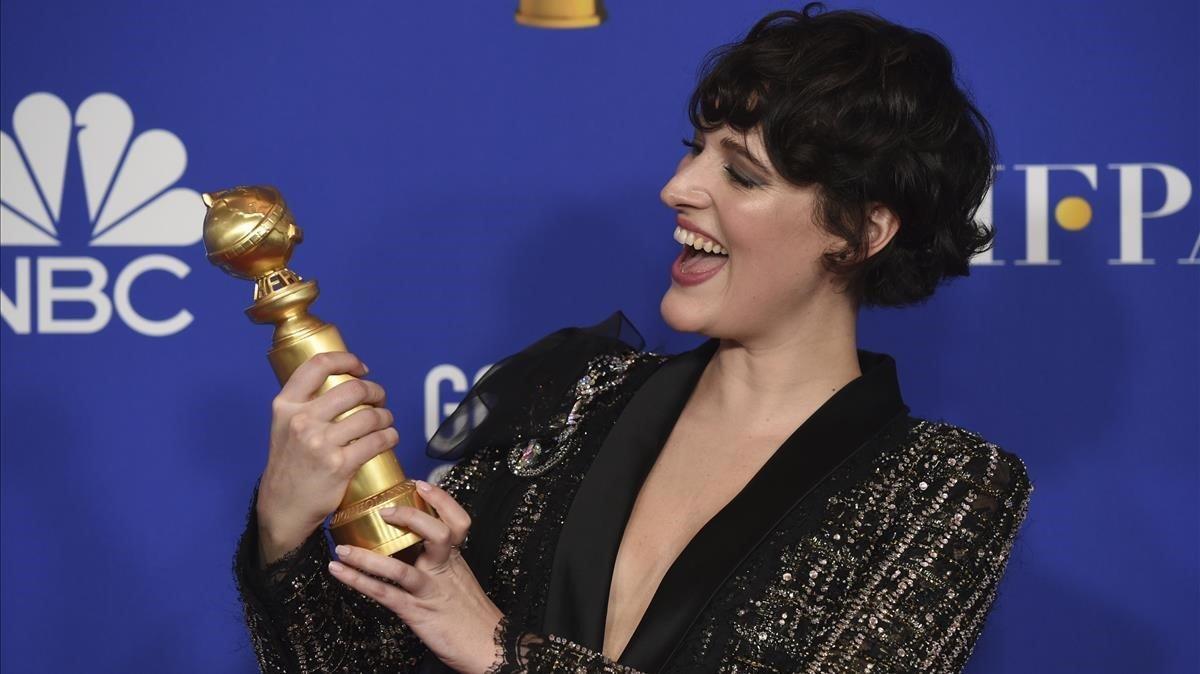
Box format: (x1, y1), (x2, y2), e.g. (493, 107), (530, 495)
(233, 313), (1034, 673)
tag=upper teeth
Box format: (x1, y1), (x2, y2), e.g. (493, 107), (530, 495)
(674, 226), (728, 255)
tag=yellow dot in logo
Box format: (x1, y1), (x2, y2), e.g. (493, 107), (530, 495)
(1055, 196), (1092, 231)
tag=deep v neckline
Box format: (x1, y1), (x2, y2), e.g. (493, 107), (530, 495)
(542, 338), (909, 672)
(603, 393), (796, 661)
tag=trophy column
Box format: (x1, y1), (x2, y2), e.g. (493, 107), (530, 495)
(201, 185), (432, 558)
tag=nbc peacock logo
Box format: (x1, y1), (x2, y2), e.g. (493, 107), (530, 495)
(0, 92), (204, 336)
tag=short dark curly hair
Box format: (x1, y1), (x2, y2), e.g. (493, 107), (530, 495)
(687, 2), (998, 307)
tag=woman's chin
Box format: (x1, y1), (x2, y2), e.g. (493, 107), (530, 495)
(660, 287), (716, 334)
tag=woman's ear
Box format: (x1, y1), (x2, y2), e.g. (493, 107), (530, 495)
(865, 203), (901, 259)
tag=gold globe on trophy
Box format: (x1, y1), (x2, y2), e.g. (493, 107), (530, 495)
(201, 185), (432, 558)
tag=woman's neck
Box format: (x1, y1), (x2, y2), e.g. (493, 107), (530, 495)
(692, 305), (862, 436)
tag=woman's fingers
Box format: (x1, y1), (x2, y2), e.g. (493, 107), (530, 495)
(340, 427), (400, 471)
(382, 498), (457, 567)
(330, 545), (427, 604)
(309, 377), (387, 423)
(327, 405), (393, 446)
(413, 480), (472, 546)
(278, 352), (367, 404)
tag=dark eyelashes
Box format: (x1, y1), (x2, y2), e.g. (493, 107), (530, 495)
(725, 169), (757, 188)
(679, 137), (757, 189)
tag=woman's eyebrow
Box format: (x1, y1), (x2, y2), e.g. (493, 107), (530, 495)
(719, 136), (772, 175)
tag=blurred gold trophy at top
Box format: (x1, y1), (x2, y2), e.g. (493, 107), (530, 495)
(201, 185), (431, 557)
(515, 0), (606, 28)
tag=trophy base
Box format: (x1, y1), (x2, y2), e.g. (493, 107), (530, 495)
(329, 480), (433, 557)
(515, 0), (605, 28)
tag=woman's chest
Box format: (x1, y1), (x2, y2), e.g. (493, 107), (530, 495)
(613, 424), (782, 574)
(604, 423), (791, 656)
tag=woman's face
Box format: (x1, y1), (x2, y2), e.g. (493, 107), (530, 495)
(658, 124), (848, 343)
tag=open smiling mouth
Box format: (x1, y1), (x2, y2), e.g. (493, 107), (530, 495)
(673, 226), (729, 281)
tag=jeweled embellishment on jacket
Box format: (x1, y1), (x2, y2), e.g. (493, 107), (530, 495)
(507, 351), (641, 477)
(510, 438), (550, 475)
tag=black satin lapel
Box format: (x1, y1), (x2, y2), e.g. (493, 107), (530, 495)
(620, 350), (909, 672)
(542, 339), (720, 651)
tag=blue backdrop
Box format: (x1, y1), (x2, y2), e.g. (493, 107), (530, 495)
(2, 1), (1197, 672)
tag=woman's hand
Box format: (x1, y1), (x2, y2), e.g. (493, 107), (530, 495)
(257, 352), (399, 567)
(328, 479), (506, 674)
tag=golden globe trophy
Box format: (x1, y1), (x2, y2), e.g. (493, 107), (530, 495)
(515, 0), (606, 28)
(201, 185), (432, 558)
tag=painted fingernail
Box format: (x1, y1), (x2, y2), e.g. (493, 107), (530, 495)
(380, 506), (396, 517)
(415, 479), (432, 493)
(335, 545), (349, 556)
(329, 561), (344, 572)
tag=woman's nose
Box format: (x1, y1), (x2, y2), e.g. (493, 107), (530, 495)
(660, 159), (712, 211)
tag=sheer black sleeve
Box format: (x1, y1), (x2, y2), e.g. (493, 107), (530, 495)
(485, 619), (649, 673)
(232, 481), (425, 673)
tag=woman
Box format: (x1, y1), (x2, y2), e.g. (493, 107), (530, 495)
(234, 4), (1034, 672)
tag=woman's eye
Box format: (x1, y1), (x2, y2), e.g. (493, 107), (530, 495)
(724, 166), (756, 188)
(679, 136), (757, 189)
